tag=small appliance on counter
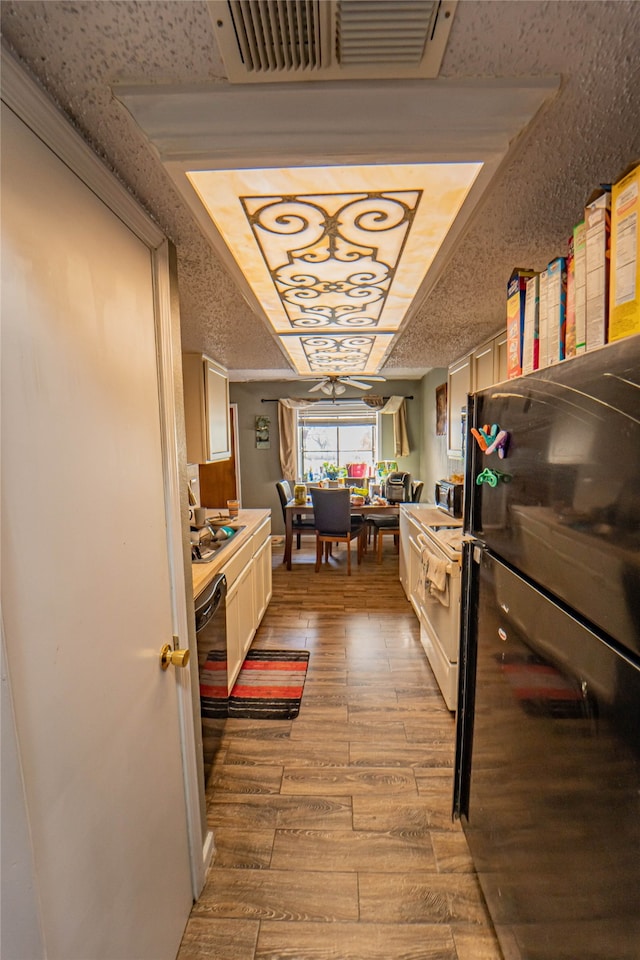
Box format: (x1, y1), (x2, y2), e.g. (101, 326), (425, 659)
(435, 478), (464, 517)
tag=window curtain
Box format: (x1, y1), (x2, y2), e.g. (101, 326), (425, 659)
(277, 398), (317, 480)
(367, 395), (410, 457)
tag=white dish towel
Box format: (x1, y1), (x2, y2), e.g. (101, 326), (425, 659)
(426, 555), (450, 607)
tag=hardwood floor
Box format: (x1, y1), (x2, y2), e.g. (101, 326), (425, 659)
(178, 538), (503, 960)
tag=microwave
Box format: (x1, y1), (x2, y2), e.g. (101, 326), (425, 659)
(435, 480), (464, 518)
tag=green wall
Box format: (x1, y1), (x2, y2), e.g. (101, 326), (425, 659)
(229, 379), (424, 534)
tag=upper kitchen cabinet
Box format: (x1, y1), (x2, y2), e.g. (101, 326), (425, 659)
(471, 340), (496, 393)
(447, 330), (506, 456)
(494, 331), (508, 383)
(447, 354), (472, 457)
(182, 353), (231, 463)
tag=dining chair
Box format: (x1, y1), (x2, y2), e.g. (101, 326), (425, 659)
(310, 487), (365, 576)
(411, 480), (424, 502)
(276, 480), (315, 556)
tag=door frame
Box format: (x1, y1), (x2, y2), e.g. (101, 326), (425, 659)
(1, 45), (208, 896)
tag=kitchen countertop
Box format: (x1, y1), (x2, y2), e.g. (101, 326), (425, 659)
(190, 508), (270, 598)
(401, 503), (463, 528)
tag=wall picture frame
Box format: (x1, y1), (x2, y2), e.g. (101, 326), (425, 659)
(436, 382), (447, 436)
(255, 415), (271, 448)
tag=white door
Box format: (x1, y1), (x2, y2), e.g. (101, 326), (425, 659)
(1, 104), (193, 958)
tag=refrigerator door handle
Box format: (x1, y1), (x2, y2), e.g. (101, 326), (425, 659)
(452, 538), (482, 821)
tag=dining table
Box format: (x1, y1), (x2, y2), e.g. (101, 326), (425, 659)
(283, 498), (400, 569)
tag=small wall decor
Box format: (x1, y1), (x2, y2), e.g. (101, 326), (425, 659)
(255, 415), (271, 449)
(435, 383), (447, 436)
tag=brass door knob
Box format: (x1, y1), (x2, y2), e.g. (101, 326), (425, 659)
(160, 643), (190, 671)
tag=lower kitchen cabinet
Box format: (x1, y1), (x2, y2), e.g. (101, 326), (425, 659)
(226, 561), (255, 688)
(253, 532), (272, 624)
(223, 514), (272, 690)
(399, 509), (420, 606)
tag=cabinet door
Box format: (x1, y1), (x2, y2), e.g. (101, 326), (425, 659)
(472, 341), (496, 393)
(236, 562), (256, 666)
(182, 353), (231, 463)
(494, 332), (508, 383)
(253, 536), (272, 625)
(448, 356), (472, 456)
(205, 359), (231, 462)
(225, 578), (242, 691)
(226, 561), (255, 690)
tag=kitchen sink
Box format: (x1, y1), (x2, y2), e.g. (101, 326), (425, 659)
(191, 525), (246, 563)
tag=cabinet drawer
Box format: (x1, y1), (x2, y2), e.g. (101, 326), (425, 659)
(222, 536), (253, 588)
(252, 516), (271, 554)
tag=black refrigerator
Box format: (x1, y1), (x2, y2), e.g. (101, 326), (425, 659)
(453, 334), (640, 959)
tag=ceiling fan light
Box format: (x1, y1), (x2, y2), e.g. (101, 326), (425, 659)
(320, 382), (333, 395)
(334, 382), (346, 395)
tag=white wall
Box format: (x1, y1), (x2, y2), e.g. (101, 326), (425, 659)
(1, 636), (46, 960)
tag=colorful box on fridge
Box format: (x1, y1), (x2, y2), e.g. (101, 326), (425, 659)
(573, 220), (587, 353)
(609, 163), (640, 341)
(522, 274), (540, 374)
(547, 257), (567, 364)
(565, 235), (576, 358)
(506, 268), (536, 379)
(585, 187), (611, 350)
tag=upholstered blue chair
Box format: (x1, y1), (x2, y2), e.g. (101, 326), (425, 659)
(310, 487), (365, 576)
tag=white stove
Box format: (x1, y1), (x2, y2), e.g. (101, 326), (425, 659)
(400, 505), (465, 710)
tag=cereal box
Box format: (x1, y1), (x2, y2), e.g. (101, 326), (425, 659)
(609, 162), (640, 341)
(547, 257), (567, 364)
(522, 274), (540, 374)
(585, 187), (611, 350)
(537, 269), (549, 369)
(573, 220), (587, 353)
(565, 235), (576, 358)
(506, 268), (536, 379)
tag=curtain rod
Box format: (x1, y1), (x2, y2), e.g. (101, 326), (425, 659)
(260, 395), (413, 403)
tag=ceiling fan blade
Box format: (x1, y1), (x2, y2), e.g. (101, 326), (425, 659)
(343, 379), (373, 390)
(308, 380), (328, 393)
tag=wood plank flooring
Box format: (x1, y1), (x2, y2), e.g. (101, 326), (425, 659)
(178, 538), (503, 960)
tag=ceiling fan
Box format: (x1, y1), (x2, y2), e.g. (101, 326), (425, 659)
(307, 374), (386, 396)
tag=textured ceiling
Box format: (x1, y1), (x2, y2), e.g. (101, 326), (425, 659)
(2, 0), (639, 379)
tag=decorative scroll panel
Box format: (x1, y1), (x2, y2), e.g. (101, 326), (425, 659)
(281, 332), (394, 375)
(241, 191), (421, 332)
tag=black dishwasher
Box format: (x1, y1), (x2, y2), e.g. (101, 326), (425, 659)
(194, 573), (228, 784)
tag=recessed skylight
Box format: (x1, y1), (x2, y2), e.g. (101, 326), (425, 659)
(187, 162), (482, 374)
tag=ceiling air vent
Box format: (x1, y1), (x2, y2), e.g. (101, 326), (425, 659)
(209, 0), (457, 83)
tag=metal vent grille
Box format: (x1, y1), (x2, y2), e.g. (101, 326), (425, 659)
(336, 0), (439, 66)
(225, 0), (324, 73)
(210, 0), (456, 83)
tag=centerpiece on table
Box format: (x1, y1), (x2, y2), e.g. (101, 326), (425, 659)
(321, 462), (346, 481)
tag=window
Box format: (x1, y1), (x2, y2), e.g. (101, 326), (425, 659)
(298, 400), (378, 479)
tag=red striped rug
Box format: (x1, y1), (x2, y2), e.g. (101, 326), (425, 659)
(201, 650), (309, 720)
